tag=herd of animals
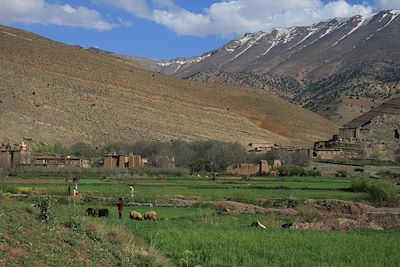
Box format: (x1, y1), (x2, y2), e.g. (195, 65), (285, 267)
(85, 207), (157, 221)
(85, 208), (293, 228)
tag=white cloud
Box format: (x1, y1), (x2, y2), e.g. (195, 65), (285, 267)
(98, 0), (378, 36)
(94, 0), (150, 18)
(0, 0), (113, 30)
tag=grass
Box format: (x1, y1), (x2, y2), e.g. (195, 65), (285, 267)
(2, 173), (400, 266)
(52, 204), (400, 267)
(315, 158), (397, 166)
(0, 198), (170, 267)
(2, 175), (368, 204)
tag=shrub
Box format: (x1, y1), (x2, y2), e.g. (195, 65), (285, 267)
(279, 166), (320, 177)
(84, 221), (170, 267)
(64, 201), (85, 233)
(38, 199), (55, 223)
(17, 187), (47, 195)
(376, 170), (400, 179)
(351, 178), (398, 204)
(296, 205), (324, 223)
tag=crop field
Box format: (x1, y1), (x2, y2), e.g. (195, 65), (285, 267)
(2, 173), (400, 266)
(2, 175), (369, 203)
(45, 204), (399, 267)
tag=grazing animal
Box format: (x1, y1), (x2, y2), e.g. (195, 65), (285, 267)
(143, 211), (157, 221)
(282, 223), (293, 229)
(86, 208), (96, 217)
(129, 211), (143, 221)
(251, 220), (266, 229)
(98, 208), (109, 218)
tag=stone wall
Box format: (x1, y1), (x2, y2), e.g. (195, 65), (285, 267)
(104, 153), (145, 169)
(359, 114), (400, 161)
(226, 163), (260, 176)
(0, 151), (11, 168)
(104, 156), (117, 169)
(314, 114), (400, 161)
(226, 160), (282, 176)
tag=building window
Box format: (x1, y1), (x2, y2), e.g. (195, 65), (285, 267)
(395, 129), (400, 139)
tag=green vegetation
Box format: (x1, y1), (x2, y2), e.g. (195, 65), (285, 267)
(32, 140), (249, 172)
(351, 178), (398, 204)
(377, 170), (400, 179)
(315, 158), (397, 166)
(127, 218), (400, 267)
(37, 198), (55, 222)
(0, 199), (170, 266)
(1, 175), (367, 204)
(51, 204), (400, 267)
(279, 165), (321, 177)
(1, 171), (400, 266)
(33, 142), (83, 157)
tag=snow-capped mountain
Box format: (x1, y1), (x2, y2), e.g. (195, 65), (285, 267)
(137, 10), (400, 125)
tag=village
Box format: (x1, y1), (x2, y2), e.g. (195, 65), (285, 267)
(1, 102), (399, 177)
(1, 80), (399, 182)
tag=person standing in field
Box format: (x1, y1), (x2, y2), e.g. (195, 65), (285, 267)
(117, 197), (124, 220)
(130, 185), (134, 198)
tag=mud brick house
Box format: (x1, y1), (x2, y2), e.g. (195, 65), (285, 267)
(31, 154), (91, 168)
(103, 152), (147, 169)
(226, 159), (282, 176)
(0, 142), (31, 168)
(314, 97), (400, 161)
(248, 143), (280, 152)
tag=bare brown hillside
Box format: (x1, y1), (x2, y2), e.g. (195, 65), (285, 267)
(0, 25), (337, 148)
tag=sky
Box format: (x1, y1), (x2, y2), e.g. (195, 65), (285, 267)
(0, 0), (399, 60)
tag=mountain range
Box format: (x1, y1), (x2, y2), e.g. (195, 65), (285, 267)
(0, 25), (337, 148)
(135, 10), (400, 125)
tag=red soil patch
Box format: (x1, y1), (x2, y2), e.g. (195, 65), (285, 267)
(9, 247), (23, 261)
(260, 116), (287, 136)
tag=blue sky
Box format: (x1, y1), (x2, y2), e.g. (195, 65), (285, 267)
(0, 0), (398, 60)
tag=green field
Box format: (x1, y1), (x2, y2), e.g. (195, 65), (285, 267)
(1, 173), (400, 266)
(2, 175), (369, 203)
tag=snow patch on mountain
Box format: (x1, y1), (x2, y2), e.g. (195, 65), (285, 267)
(332, 13), (376, 46)
(157, 53), (212, 67)
(366, 10), (400, 40)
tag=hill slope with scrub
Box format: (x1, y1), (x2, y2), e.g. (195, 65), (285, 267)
(0, 25), (336, 148)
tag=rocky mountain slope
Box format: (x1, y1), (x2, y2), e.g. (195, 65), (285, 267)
(143, 10), (400, 125)
(0, 25), (337, 148)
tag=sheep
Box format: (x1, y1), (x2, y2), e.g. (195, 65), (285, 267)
(282, 223), (293, 229)
(143, 211), (157, 221)
(86, 207), (96, 217)
(98, 208), (109, 218)
(129, 211), (143, 221)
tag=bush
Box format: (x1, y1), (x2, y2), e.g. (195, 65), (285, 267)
(351, 178), (398, 204)
(104, 139), (247, 172)
(279, 166), (320, 177)
(38, 199), (55, 223)
(376, 170), (400, 179)
(84, 221), (170, 266)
